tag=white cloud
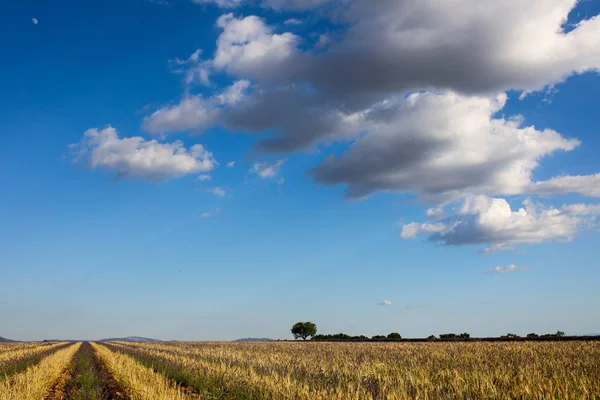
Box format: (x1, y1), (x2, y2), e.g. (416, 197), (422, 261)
(143, 96), (219, 135)
(200, 208), (221, 219)
(216, 80), (251, 105)
(211, 186), (227, 197)
(171, 49), (202, 65)
(378, 300), (392, 306)
(143, 80), (250, 135)
(304, 0), (600, 100)
(489, 265), (530, 274)
(284, 18), (303, 25)
(226, 161), (235, 168)
(213, 14), (299, 80)
(426, 208), (446, 219)
(197, 174), (212, 181)
(529, 174), (600, 197)
(249, 159), (285, 179)
(32, 18), (38, 25)
(311, 91), (580, 201)
(401, 195), (599, 251)
(561, 203), (600, 216)
(70, 126), (216, 181)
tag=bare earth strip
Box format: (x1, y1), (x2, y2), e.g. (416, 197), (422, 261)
(0, 342), (80, 400)
(91, 342), (198, 400)
(45, 342), (128, 400)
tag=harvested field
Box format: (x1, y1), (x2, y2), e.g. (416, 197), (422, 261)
(104, 340), (600, 400)
(45, 342), (127, 400)
(0, 343), (80, 400)
(0, 342), (72, 380)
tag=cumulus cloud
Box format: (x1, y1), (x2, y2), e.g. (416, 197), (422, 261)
(249, 159), (285, 178)
(211, 186), (227, 197)
(197, 174), (212, 181)
(401, 195), (599, 251)
(143, 80), (250, 135)
(378, 300), (392, 306)
(226, 161), (235, 167)
(213, 14), (299, 80)
(172, 1), (600, 158)
(223, 87), (364, 152)
(488, 265), (530, 274)
(310, 91), (580, 201)
(304, 0), (600, 101)
(70, 126), (216, 181)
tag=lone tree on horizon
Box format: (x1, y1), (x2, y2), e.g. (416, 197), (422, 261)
(291, 321), (317, 340)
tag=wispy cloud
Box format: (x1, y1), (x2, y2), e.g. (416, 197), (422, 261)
(200, 208), (221, 219)
(211, 187), (226, 197)
(488, 265), (531, 274)
(226, 161), (236, 168)
(284, 18), (303, 25)
(249, 160), (286, 179)
(378, 300), (392, 306)
(197, 174), (211, 182)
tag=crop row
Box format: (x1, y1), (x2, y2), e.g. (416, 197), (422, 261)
(106, 340), (600, 399)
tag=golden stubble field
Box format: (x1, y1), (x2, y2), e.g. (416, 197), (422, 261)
(105, 340), (600, 399)
(2, 340), (599, 399)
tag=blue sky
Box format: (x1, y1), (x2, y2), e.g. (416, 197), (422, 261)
(1, 0), (599, 341)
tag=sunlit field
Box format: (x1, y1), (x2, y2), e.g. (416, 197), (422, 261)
(102, 341), (600, 399)
(2, 340), (599, 399)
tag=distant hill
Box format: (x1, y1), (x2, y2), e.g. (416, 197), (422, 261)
(99, 336), (161, 342)
(0, 336), (16, 342)
(234, 338), (275, 342)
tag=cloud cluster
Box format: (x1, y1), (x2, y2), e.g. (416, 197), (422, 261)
(101, 0), (600, 251)
(310, 91), (581, 201)
(401, 195), (600, 251)
(71, 126), (216, 181)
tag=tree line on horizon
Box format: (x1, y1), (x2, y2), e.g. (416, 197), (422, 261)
(291, 322), (568, 341)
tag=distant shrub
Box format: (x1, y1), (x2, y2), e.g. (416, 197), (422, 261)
(387, 332), (402, 339)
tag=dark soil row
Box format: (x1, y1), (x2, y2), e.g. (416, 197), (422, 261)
(45, 342), (128, 400)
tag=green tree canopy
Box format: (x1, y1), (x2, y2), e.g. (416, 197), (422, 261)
(291, 321), (317, 340)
